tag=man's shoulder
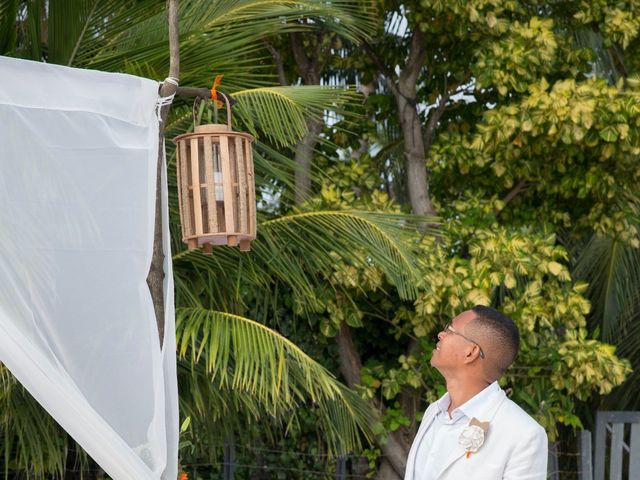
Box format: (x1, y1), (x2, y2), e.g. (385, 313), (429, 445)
(496, 395), (546, 436)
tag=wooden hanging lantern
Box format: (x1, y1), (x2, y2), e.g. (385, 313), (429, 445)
(173, 95), (256, 252)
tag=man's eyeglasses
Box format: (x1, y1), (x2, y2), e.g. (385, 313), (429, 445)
(443, 322), (486, 359)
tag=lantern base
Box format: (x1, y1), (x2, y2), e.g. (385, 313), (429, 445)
(183, 233), (255, 252)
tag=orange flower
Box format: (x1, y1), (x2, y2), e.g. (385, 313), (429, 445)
(210, 74), (224, 108)
(178, 471), (188, 480)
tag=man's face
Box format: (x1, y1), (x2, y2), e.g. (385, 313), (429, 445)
(430, 310), (477, 373)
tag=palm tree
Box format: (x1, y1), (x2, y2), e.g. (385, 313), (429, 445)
(572, 235), (640, 410)
(569, 34), (640, 412)
(0, 1), (434, 477)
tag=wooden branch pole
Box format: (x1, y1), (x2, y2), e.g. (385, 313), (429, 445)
(148, 0), (238, 346)
(148, 0), (180, 346)
(176, 86), (211, 99)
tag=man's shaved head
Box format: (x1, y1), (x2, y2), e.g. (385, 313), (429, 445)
(466, 305), (520, 380)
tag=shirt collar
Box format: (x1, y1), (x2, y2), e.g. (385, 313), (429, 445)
(456, 381), (500, 419)
(436, 392), (451, 415)
(434, 381), (501, 420)
(435, 392), (467, 423)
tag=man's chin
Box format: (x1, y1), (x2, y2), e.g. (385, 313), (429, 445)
(430, 349), (438, 367)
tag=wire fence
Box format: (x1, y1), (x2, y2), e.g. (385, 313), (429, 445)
(180, 439), (588, 480)
(12, 424), (637, 480)
(185, 443), (369, 480)
(180, 414), (640, 480)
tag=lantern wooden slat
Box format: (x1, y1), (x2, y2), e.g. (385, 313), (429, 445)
(178, 140), (192, 240)
(245, 138), (256, 235)
(173, 96), (255, 252)
(218, 135), (237, 247)
(203, 135), (219, 232)
(236, 136), (248, 233)
(189, 137), (204, 238)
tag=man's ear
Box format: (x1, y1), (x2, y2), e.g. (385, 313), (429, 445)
(463, 345), (481, 363)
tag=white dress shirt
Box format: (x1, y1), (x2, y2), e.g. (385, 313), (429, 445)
(414, 382), (500, 480)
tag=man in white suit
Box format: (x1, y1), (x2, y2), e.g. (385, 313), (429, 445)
(405, 305), (547, 480)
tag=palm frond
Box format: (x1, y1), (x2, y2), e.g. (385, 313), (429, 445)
(173, 210), (434, 316)
(175, 308), (374, 454)
(259, 210), (428, 300)
(199, 0), (376, 42)
(3, 0), (373, 88)
(572, 233), (640, 410)
(599, 293), (640, 410)
(0, 366), (73, 479)
(573, 233), (640, 342)
(66, 0), (374, 88)
(0, 0), (18, 56)
(233, 86), (356, 147)
(253, 142), (298, 200)
(47, 0), (161, 66)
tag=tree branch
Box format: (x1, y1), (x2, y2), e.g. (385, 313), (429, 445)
(496, 179), (530, 216)
(263, 39), (288, 86)
(149, 0), (179, 346)
(290, 31), (312, 82)
(159, 0), (179, 104)
(423, 77), (452, 152)
(398, 28), (426, 96)
(361, 39), (399, 97)
(313, 28), (326, 66)
(317, 32), (338, 74)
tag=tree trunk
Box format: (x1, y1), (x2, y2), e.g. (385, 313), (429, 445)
(377, 429), (409, 478)
(288, 31), (329, 206)
(377, 458), (403, 480)
(395, 94), (435, 216)
(336, 322), (410, 478)
(336, 320), (362, 385)
(354, 26), (457, 480)
(392, 29), (435, 217)
(294, 118), (323, 205)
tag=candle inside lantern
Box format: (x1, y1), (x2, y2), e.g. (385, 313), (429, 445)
(214, 171), (224, 201)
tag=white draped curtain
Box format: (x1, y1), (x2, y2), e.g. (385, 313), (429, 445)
(0, 55), (178, 480)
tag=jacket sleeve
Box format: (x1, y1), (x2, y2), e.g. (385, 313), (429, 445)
(503, 424), (548, 480)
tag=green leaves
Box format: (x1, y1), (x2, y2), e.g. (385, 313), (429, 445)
(473, 17), (559, 95)
(0, 366), (81, 479)
(175, 307), (374, 454)
(170, 207), (433, 457)
(432, 75), (640, 248)
(233, 86), (355, 147)
(599, 125), (619, 142)
(552, 330), (631, 401)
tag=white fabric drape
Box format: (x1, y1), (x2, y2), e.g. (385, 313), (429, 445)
(0, 55), (178, 480)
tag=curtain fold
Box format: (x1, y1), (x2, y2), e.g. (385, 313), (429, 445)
(0, 55), (178, 480)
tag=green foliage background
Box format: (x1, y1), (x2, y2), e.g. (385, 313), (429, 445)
(1, 0), (640, 478)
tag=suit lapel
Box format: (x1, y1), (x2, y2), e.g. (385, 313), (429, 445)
(435, 441), (467, 479)
(435, 388), (507, 479)
(405, 403), (440, 479)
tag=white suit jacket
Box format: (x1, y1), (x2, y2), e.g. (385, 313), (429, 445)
(405, 385), (548, 480)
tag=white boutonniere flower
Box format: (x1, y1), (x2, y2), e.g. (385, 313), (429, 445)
(458, 417), (489, 458)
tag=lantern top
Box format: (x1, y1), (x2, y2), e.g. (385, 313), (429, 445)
(195, 123), (228, 133)
(172, 125), (254, 144)
(173, 93), (254, 144)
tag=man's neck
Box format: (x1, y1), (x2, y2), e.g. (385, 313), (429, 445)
(445, 377), (491, 415)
